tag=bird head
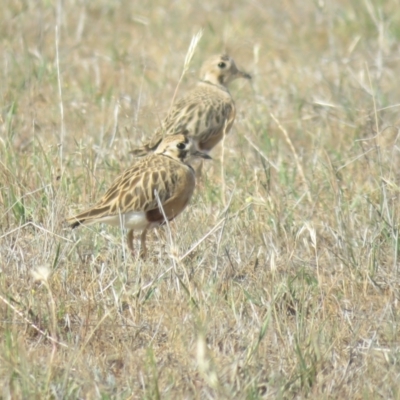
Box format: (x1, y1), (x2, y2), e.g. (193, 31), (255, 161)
(200, 54), (251, 86)
(156, 134), (212, 163)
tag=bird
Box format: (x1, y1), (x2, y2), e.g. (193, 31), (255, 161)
(130, 54), (251, 157)
(67, 135), (211, 259)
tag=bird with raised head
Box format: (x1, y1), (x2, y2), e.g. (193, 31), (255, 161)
(131, 54), (251, 156)
(67, 135), (211, 258)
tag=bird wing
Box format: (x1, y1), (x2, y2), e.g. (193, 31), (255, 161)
(131, 85), (234, 155)
(67, 156), (184, 226)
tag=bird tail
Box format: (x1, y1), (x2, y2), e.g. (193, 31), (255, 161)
(66, 205), (109, 228)
(69, 220), (81, 229)
(130, 136), (163, 157)
(129, 145), (153, 157)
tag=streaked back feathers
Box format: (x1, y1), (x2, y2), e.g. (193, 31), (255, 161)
(67, 135), (210, 229)
(130, 54), (251, 157)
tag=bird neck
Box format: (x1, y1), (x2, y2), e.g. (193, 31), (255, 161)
(199, 79), (230, 93)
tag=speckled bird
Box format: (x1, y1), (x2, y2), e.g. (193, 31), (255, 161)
(67, 135), (211, 258)
(131, 54), (251, 156)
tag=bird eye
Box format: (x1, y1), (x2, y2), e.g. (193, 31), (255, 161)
(177, 142), (186, 150)
(218, 62), (226, 68)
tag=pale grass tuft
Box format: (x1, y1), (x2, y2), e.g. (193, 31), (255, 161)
(183, 29), (203, 72)
(170, 29), (203, 108)
(30, 265), (51, 282)
(196, 332), (219, 389)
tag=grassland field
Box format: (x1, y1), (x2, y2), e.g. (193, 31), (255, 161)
(1, 0), (400, 398)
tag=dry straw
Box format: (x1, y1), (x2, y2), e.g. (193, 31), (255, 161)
(169, 29), (203, 110)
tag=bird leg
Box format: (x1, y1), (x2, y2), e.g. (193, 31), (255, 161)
(139, 228), (148, 259)
(127, 228), (148, 259)
(127, 229), (135, 257)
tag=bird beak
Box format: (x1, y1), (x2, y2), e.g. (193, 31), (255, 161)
(239, 71), (252, 80)
(193, 150), (212, 160)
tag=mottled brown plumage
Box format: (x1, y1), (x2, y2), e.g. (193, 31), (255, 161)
(67, 135), (210, 258)
(131, 54), (251, 156)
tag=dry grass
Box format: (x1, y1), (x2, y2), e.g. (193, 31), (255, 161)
(1, 0), (400, 398)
